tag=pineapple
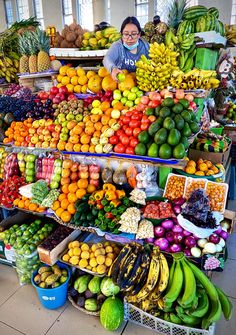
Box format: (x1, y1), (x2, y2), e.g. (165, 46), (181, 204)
(18, 34), (30, 74)
(155, 22), (168, 35)
(144, 22), (156, 37)
(27, 32), (38, 73)
(34, 28), (51, 72)
(150, 34), (164, 44)
(167, 0), (187, 29)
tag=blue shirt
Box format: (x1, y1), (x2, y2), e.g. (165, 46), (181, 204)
(103, 39), (149, 73)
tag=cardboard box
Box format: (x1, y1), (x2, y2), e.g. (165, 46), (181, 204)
(188, 143), (231, 165)
(222, 209), (235, 234)
(37, 228), (81, 266)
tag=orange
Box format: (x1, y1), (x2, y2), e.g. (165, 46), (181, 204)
(76, 188), (87, 199)
(57, 74), (63, 82)
(74, 84), (81, 93)
(67, 68), (77, 78)
(61, 184), (69, 194)
(77, 178), (89, 189)
(101, 115), (110, 125)
(187, 160), (196, 167)
(52, 200), (60, 211)
(70, 76), (79, 85)
(185, 166), (196, 175)
(62, 168), (71, 178)
(85, 120), (94, 127)
(195, 171), (205, 176)
(104, 107), (113, 116)
(13, 198), (20, 206)
(67, 120), (77, 130)
(89, 145), (95, 153)
(93, 130), (101, 138)
(58, 193), (67, 202)
(68, 182), (78, 193)
(65, 142), (74, 151)
(66, 84), (74, 93)
(85, 126), (95, 135)
(83, 115), (90, 123)
(78, 75), (88, 85)
(61, 76), (70, 85)
(37, 206), (46, 213)
(101, 125), (109, 132)
(68, 192), (77, 203)
(199, 163), (208, 172)
(80, 134), (91, 144)
(90, 115), (101, 123)
(29, 203), (38, 211)
(69, 135), (79, 144)
(113, 101), (124, 111)
(61, 177), (70, 185)
(57, 141), (66, 151)
(59, 65), (70, 76)
(86, 70), (96, 79)
(100, 101), (110, 111)
(94, 122), (103, 131)
(81, 84), (87, 94)
(17, 200), (25, 209)
(68, 203), (76, 214)
(81, 144), (89, 152)
(55, 207), (64, 218)
(70, 172), (78, 181)
(77, 122), (85, 129)
(24, 199), (30, 209)
(63, 159), (73, 169)
(61, 211), (72, 223)
(98, 67), (109, 77)
(205, 160), (213, 169)
(73, 125), (83, 135)
(61, 198), (69, 209)
(73, 143), (82, 152)
(87, 184), (96, 193)
(108, 119), (117, 127)
(77, 67), (86, 77)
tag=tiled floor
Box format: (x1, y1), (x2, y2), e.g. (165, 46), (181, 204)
(0, 201), (235, 335)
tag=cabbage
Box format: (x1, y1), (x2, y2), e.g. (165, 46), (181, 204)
(100, 277), (120, 297)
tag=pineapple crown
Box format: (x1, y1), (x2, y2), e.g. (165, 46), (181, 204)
(18, 33), (30, 56)
(33, 28), (50, 53)
(167, 0), (187, 29)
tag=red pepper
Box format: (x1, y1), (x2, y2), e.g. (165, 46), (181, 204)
(105, 212), (114, 219)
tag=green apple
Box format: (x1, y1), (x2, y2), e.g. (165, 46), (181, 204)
(17, 153), (24, 161)
(123, 90), (130, 97)
(61, 127), (69, 134)
(125, 100), (134, 108)
(25, 154), (36, 162)
(111, 99), (119, 107)
(50, 181), (59, 189)
(136, 90), (144, 98)
(25, 175), (34, 183)
(52, 174), (61, 183)
(113, 89), (122, 100)
(66, 113), (75, 121)
(127, 92), (136, 101)
(75, 114), (83, 122)
(131, 86), (139, 93)
(117, 73), (125, 82)
(26, 169), (35, 177)
(134, 97), (141, 105)
(54, 166), (62, 174)
(54, 159), (62, 167)
(62, 121), (68, 127)
(121, 97), (127, 105)
(26, 161), (34, 169)
(60, 133), (68, 141)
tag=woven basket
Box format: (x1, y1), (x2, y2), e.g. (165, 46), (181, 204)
(68, 293), (100, 316)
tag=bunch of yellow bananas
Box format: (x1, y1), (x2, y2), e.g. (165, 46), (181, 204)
(225, 24), (236, 45)
(0, 51), (19, 83)
(136, 42), (179, 91)
(169, 68), (220, 90)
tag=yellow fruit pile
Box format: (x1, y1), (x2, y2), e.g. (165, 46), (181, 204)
(185, 159), (219, 176)
(62, 241), (120, 275)
(57, 66), (118, 94)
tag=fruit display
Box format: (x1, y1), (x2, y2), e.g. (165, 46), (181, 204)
(3, 84), (33, 100)
(33, 263), (69, 288)
(112, 86), (144, 109)
(61, 240), (120, 275)
(18, 28), (51, 74)
(13, 195), (46, 213)
(53, 99), (85, 121)
(0, 175), (25, 208)
(80, 26), (121, 50)
(184, 158), (220, 176)
(225, 101), (236, 122)
(52, 21), (85, 49)
(0, 96), (34, 122)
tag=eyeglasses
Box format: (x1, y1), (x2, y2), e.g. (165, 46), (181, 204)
(122, 32), (139, 39)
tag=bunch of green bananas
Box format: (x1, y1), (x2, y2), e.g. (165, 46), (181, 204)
(0, 51), (19, 83)
(225, 24), (236, 45)
(108, 243), (169, 310)
(154, 253), (232, 329)
(170, 68), (220, 89)
(136, 42), (179, 91)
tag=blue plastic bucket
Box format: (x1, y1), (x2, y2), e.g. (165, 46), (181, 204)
(31, 262), (71, 309)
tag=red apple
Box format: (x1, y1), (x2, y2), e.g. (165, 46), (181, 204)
(67, 94), (77, 101)
(149, 92), (162, 102)
(52, 97), (61, 104)
(189, 101), (197, 110)
(140, 96), (150, 105)
(59, 86), (68, 94)
(56, 93), (65, 101)
(48, 124), (55, 132)
(148, 100), (160, 108)
(136, 103), (146, 112)
(50, 86), (59, 95)
(175, 89), (185, 100)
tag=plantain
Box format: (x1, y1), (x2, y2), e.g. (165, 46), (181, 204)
(176, 306), (201, 326)
(108, 243), (134, 282)
(154, 252), (169, 296)
(120, 250), (143, 291)
(117, 244), (140, 288)
(169, 312), (183, 325)
(178, 260), (196, 308)
(190, 291), (209, 318)
(215, 285), (232, 321)
(163, 260), (183, 305)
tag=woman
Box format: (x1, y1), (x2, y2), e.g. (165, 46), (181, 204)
(103, 16), (149, 81)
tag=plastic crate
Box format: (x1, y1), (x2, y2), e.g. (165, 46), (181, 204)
(124, 301), (215, 335)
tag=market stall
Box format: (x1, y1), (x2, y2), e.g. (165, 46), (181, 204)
(0, 2), (236, 335)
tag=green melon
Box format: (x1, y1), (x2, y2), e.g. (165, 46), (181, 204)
(100, 297), (124, 331)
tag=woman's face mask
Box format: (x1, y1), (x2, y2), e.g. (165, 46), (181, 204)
(123, 40), (139, 50)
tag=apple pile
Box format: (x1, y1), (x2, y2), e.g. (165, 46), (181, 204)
(36, 156), (62, 189)
(3, 153), (20, 179)
(83, 90), (114, 109)
(38, 86), (78, 105)
(29, 119), (61, 149)
(24, 154), (37, 183)
(112, 86), (144, 108)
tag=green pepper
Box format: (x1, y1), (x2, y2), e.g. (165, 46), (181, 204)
(117, 205), (126, 214)
(112, 228), (120, 234)
(108, 220), (116, 229)
(95, 219), (101, 227)
(111, 209), (118, 216)
(91, 208), (99, 216)
(98, 211), (104, 219)
(122, 197), (130, 206)
(100, 222), (107, 231)
(104, 205), (111, 212)
(101, 199), (109, 206)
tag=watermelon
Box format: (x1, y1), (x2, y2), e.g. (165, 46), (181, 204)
(208, 7), (219, 19)
(183, 5), (208, 20)
(100, 297), (124, 331)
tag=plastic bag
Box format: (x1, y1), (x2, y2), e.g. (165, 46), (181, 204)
(101, 161), (113, 183)
(136, 165), (160, 196)
(113, 163), (127, 185)
(182, 189), (210, 223)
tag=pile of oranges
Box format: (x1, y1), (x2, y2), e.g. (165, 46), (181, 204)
(51, 158), (99, 222)
(13, 196), (46, 213)
(3, 119), (33, 146)
(184, 158), (219, 176)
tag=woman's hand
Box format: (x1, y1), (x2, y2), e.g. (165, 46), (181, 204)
(111, 68), (122, 81)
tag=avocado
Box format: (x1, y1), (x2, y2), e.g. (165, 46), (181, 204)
(189, 121), (200, 133)
(173, 143), (186, 159)
(167, 128), (181, 146)
(182, 122), (192, 137)
(155, 116), (164, 126)
(172, 103), (184, 114)
(162, 97), (175, 107)
(163, 117), (175, 130)
(154, 105), (162, 116)
(148, 143), (159, 157)
(148, 120), (161, 136)
(191, 113), (197, 122)
(180, 136), (189, 149)
(159, 143), (172, 159)
(154, 128), (168, 145)
(174, 114), (185, 130)
(159, 107), (171, 118)
(181, 110), (192, 122)
(138, 130), (150, 144)
(179, 98), (190, 109)
(135, 143), (147, 156)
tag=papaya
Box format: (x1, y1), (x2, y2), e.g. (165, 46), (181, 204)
(172, 103), (184, 114)
(182, 122), (192, 137)
(173, 143), (186, 159)
(159, 107), (171, 118)
(148, 120), (161, 136)
(174, 114), (185, 130)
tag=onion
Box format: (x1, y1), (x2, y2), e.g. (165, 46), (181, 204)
(220, 230), (229, 240)
(204, 242), (217, 254)
(154, 238), (169, 251)
(214, 226), (222, 235)
(161, 219), (174, 230)
(173, 205), (182, 215)
(172, 197), (185, 206)
(166, 231), (174, 243)
(154, 226), (165, 238)
(172, 217), (179, 224)
(216, 244), (223, 252)
(184, 236), (197, 248)
(197, 238), (207, 248)
(183, 248), (191, 256)
(183, 229), (191, 237)
(219, 238), (226, 247)
(170, 243), (182, 253)
(172, 225), (183, 233)
(173, 232), (184, 244)
(208, 233), (220, 244)
(145, 237), (154, 244)
(191, 247), (202, 258)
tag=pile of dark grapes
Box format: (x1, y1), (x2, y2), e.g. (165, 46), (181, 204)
(39, 226), (73, 251)
(0, 96), (35, 121)
(26, 99), (54, 120)
(182, 212), (217, 229)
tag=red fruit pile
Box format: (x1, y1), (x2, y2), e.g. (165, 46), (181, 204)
(83, 90), (113, 108)
(0, 175), (25, 208)
(38, 86), (77, 104)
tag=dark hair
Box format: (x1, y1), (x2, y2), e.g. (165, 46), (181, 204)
(120, 16), (142, 34)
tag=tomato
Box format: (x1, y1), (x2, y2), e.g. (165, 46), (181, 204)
(129, 137), (139, 147)
(122, 116), (131, 125)
(118, 120), (124, 126)
(125, 127), (133, 136)
(120, 135), (130, 146)
(133, 128), (142, 137)
(122, 124), (128, 131)
(116, 129), (125, 138)
(125, 111), (133, 117)
(131, 113), (142, 120)
(148, 115), (156, 122)
(114, 143), (125, 153)
(109, 135), (119, 145)
(129, 120), (141, 128)
(140, 123), (149, 131)
(125, 146), (135, 155)
(141, 115), (150, 123)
